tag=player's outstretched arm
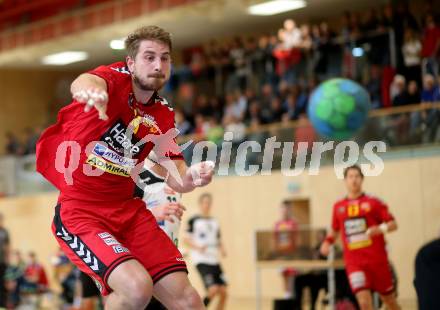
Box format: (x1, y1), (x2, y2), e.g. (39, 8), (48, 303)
(71, 73), (109, 120)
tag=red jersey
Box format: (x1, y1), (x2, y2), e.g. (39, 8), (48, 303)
(36, 62), (183, 202)
(331, 193), (394, 264)
(422, 26), (440, 57)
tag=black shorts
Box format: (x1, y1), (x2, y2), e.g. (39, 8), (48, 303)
(196, 263), (226, 289)
(80, 272), (100, 298)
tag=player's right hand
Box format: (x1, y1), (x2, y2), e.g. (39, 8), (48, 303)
(73, 88), (109, 120)
(319, 241), (330, 257)
(150, 203), (186, 223)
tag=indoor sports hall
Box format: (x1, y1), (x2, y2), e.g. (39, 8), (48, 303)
(0, 0), (439, 309)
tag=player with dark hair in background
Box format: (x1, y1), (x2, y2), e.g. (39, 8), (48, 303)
(185, 193), (228, 310)
(320, 165), (401, 310)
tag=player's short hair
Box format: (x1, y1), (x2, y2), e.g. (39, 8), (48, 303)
(199, 193), (212, 204)
(343, 165), (364, 179)
(125, 25), (172, 58)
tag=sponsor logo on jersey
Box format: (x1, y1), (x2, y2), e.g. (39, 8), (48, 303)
(176, 257), (185, 262)
(360, 202), (371, 212)
(110, 66), (130, 75)
(349, 271), (366, 289)
(129, 115), (161, 135)
(344, 218), (367, 235)
(86, 154), (130, 177)
(103, 237), (120, 246)
(100, 120), (144, 156)
(113, 245), (129, 254)
(98, 232), (113, 239)
(93, 143), (137, 168)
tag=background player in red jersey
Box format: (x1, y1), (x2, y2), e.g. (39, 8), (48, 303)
(320, 165), (400, 310)
(273, 201), (298, 298)
(36, 26), (214, 310)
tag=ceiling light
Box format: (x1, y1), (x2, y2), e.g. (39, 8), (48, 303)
(42, 51), (88, 65)
(110, 39), (125, 50)
(248, 0), (306, 16)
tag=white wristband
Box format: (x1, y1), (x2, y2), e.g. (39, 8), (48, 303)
(379, 223), (388, 234)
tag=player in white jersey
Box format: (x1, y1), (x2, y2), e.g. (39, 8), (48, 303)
(185, 193), (227, 310)
(139, 164), (183, 247)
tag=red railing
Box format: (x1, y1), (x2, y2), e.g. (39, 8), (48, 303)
(0, 0), (202, 53)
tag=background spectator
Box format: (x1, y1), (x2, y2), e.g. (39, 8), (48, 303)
(421, 14), (440, 78)
(4, 132), (21, 156)
(402, 28), (422, 87)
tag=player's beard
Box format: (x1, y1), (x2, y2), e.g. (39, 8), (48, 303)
(132, 72), (167, 92)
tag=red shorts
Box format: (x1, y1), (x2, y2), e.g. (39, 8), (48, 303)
(52, 197), (187, 296)
(345, 261), (394, 295)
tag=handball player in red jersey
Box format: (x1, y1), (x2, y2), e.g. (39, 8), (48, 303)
(320, 165), (400, 310)
(36, 26), (214, 310)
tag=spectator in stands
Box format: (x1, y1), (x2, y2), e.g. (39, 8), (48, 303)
(194, 94), (212, 118)
(0, 214), (9, 308)
(223, 92), (246, 122)
(283, 19), (302, 49)
(410, 74), (437, 140)
(421, 14), (440, 78)
(420, 74), (440, 142)
(234, 90), (248, 121)
(394, 2), (420, 72)
(228, 37), (248, 91)
(209, 96), (224, 123)
(193, 114), (209, 141)
(245, 100), (264, 127)
(421, 74), (437, 102)
(402, 28), (422, 87)
(206, 117), (224, 146)
(23, 252), (48, 293)
(390, 75), (406, 102)
(23, 127), (40, 155)
(391, 75), (409, 106)
(21, 252), (48, 308)
(223, 115), (246, 147)
(4, 132), (21, 156)
(5, 250), (25, 309)
(266, 96), (285, 123)
(284, 92), (299, 121)
(313, 22), (332, 79)
(407, 81), (421, 105)
(366, 65), (383, 109)
(175, 109), (192, 135)
(300, 24), (313, 79)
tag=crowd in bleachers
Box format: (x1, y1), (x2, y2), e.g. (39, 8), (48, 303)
(4, 127), (42, 156)
(0, 214), (51, 309)
(3, 1), (440, 156)
(164, 1), (440, 142)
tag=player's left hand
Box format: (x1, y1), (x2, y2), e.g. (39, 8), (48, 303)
(187, 161), (215, 187)
(365, 226), (383, 237)
(151, 203), (186, 222)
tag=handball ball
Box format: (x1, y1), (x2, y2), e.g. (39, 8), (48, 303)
(307, 78), (370, 140)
